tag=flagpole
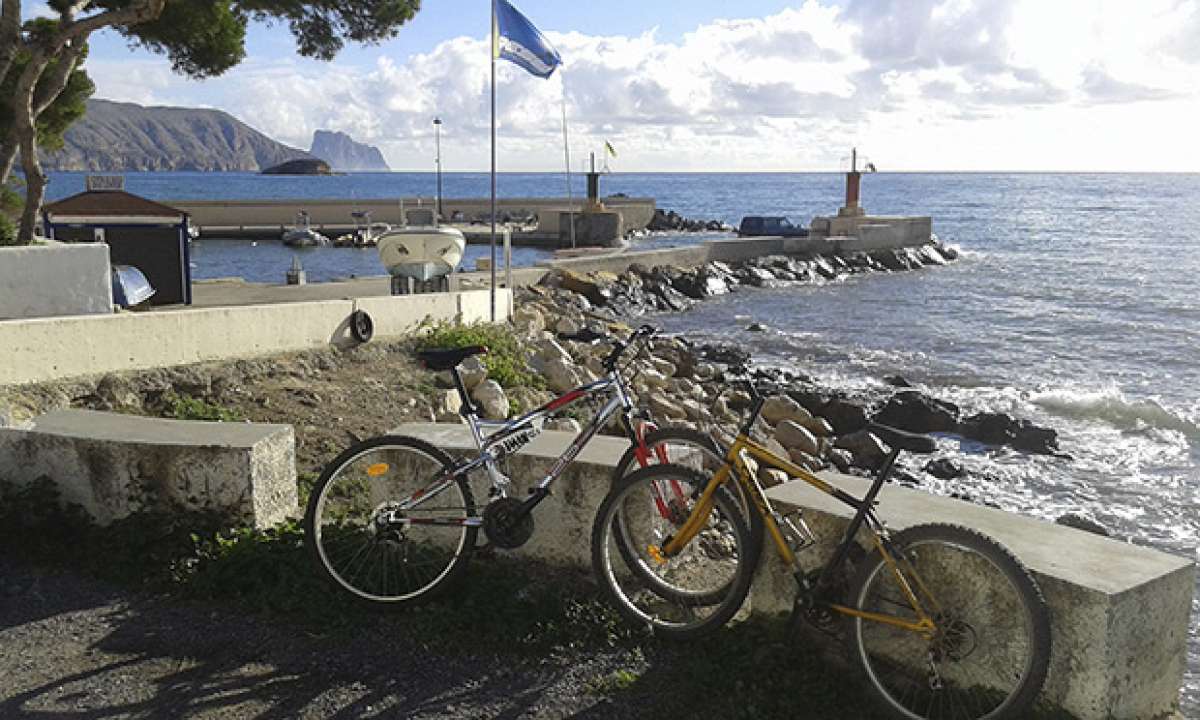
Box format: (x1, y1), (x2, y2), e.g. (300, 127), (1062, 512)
(560, 73), (577, 249)
(489, 0), (498, 322)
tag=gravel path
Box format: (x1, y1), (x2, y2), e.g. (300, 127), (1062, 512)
(0, 558), (653, 719)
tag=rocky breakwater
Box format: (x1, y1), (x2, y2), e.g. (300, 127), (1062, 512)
(645, 208), (734, 233)
(459, 281), (1068, 516)
(538, 243), (959, 319)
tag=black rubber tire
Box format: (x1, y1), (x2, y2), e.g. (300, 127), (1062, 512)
(592, 464), (761, 640)
(350, 309), (374, 343)
(844, 523), (1052, 720)
(611, 425), (765, 568)
(304, 435), (476, 606)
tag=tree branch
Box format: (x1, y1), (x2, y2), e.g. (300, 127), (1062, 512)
(33, 39), (85, 117)
(0, 0), (23, 83)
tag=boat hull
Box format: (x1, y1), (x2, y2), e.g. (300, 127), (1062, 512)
(377, 227), (465, 281)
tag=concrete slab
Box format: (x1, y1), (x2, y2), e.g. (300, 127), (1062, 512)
(763, 473), (1196, 720)
(393, 423), (1194, 719)
(0, 409), (297, 528)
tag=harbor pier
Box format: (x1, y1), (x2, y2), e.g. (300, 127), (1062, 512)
(169, 196), (657, 247)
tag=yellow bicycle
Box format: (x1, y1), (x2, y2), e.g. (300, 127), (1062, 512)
(591, 376), (1052, 720)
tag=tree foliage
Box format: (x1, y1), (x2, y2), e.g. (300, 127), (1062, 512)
(93, 0), (421, 78)
(0, 21), (95, 150)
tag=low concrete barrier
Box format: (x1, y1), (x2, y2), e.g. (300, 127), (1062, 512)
(0, 409), (296, 528)
(761, 475), (1195, 720)
(0, 288), (510, 387)
(539, 232), (933, 278)
(0, 242), (113, 320)
(394, 422), (1195, 720)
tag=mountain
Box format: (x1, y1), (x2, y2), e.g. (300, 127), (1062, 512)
(309, 130), (390, 172)
(41, 99), (312, 172)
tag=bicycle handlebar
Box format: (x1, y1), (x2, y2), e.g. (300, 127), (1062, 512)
(602, 324), (657, 372)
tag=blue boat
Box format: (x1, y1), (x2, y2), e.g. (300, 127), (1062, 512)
(111, 265), (156, 307)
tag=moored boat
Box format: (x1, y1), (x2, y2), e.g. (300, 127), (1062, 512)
(376, 210), (465, 281)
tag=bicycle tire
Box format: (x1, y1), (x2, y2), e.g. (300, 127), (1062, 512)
(304, 435), (477, 606)
(611, 426), (765, 589)
(844, 523), (1051, 720)
(592, 463), (760, 640)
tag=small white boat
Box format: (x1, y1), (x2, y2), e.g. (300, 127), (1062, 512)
(282, 211), (329, 247)
(377, 209), (465, 281)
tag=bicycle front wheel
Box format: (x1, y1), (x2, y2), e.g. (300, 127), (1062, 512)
(304, 435), (477, 606)
(592, 464), (758, 640)
(844, 523), (1051, 720)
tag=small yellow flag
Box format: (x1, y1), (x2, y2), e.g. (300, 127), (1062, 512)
(492, 9), (500, 59)
(604, 141), (617, 158)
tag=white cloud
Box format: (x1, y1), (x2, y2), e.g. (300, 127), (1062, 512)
(82, 1), (1200, 171)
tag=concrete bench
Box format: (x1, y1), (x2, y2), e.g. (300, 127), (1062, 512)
(394, 423), (1194, 719)
(761, 474), (1195, 720)
(0, 409), (297, 528)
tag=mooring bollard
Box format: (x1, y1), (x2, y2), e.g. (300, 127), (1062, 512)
(286, 255), (306, 285)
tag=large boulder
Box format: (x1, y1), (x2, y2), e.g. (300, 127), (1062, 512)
(958, 412), (1060, 455)
(761, 395), (812, 426)
(557, 270), (614, 306)
(797, 416), (835, 437)
(649, 394), (687, 421)
(433, 389), (463, 423)
(834, 430), (888, 470)
(471, 380), (509, 420)
(872, 390), (959, 433)
(818, 397), (870, 434)
(543, 357), (584, 393)
(775, 420), (820, 457)
(458, 355), (488, 391)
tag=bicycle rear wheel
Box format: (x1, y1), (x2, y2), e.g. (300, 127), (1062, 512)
(304, 435), (477, 606)
(844, 524), (1051, 720)
(592, 464), (759, 640)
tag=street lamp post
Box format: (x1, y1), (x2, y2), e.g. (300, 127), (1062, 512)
(433, 117), (443, 220)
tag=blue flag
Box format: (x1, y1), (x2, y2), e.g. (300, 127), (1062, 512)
(494, 0), (561, 79)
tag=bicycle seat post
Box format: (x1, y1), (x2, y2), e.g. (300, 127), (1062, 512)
(450, 366), (479, 419)
(864, 447), (902, 506)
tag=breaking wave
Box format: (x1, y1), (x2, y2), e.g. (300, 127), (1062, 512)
(1032, 386), (1200, 440)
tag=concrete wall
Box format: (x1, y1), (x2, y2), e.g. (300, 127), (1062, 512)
(395, 422), (1195, 720)
(0, 288), (511, 387)
(0, 409), (296, 529)
(0, 242), (113, 321)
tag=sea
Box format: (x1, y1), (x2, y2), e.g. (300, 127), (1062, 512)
(46, 171), (1200, 710)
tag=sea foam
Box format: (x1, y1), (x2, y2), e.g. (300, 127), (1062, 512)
(1032, 386), (1200, 440)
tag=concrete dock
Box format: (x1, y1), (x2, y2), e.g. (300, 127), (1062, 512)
(169, 196), (657, 247)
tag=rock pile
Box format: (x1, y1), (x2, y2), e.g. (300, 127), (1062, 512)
(539, 245), (960, 319)
(487, 270), (1066, 495)
(646, 209), (733, 232)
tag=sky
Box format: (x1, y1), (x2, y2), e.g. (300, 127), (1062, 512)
(46, 0), (1200, 171)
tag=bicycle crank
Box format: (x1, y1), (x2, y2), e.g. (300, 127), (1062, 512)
(482, 497), (535, 549)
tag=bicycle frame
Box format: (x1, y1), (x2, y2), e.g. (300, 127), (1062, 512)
(661, 431), (938, 636)
(398, 368), (644, 527)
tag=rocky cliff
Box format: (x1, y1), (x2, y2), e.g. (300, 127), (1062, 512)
(309, 130), (389, 172)
(41, 99), (312, 172)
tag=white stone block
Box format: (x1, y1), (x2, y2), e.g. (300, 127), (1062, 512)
(0, 409), (297, 528)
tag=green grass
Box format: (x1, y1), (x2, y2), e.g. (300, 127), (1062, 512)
(418, 320), (544, 390)
(0, 478), (1078, 720)
(164, 392), (242, 422)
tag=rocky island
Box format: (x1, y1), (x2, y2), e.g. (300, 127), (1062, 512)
(260, 158), (333, 175)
